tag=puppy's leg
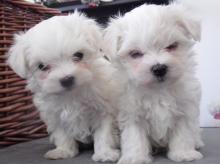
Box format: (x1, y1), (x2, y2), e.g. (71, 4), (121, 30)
(168, 119), (203, 162)
(92, 115), (120, 162)
(45, 128), (79, 159)
(193, 120), (204, 149)
(118, 122), (152, 164)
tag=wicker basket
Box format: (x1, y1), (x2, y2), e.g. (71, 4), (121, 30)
(0, 0), (61, 147)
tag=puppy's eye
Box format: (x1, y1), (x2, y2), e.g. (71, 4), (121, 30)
(38, 63), (50, 71)
(165, 42), (178, 51)
(129, 50), (144, 59)
(73, 52), (84, 62)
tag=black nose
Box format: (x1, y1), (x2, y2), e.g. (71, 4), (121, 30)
(60, 76), (75, 88)
(151, 64), (168, 78)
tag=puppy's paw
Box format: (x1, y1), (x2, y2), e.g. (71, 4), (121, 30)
(195, 140), (205, 149)
(118, 155), (152, 164)
(44, 148), (78, 160)
(168, 150), (203, 162)
(92, 148), (120, 162)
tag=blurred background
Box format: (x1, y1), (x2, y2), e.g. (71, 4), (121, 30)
(183, 0), (220, 127)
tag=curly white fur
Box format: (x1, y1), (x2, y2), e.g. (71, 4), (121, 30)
(7, 12), (120, 162)
(104, 4), (204, 164)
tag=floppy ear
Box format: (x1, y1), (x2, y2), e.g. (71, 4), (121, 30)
(104, 18), (124, 59)
(170, 4), (201, 41)
(7, 33), (29, 78)
(72, 11), (104, 54)
(85, 19), (104, 52)
(177, 15), (201, 41)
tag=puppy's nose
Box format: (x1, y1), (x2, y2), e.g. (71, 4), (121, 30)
(60, 76), (75, 88)
(151, 64), (168, 78)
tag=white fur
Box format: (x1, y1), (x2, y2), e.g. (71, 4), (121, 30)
(7, 12), (120, 162)
(104, 4), (204, 163)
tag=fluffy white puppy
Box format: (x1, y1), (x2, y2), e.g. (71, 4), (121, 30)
(104, 4), (204, 164)
(7, 12), (120, 162)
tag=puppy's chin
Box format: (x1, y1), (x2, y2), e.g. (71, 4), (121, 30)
(41, 80), (92, 96)
(40, 82), (75, 95)
(136, 75), (181, 89)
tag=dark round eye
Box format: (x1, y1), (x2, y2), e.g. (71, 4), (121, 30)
(129, 50), (144, 59)
(38, 63), (50, 71)
(165, 42), (178, 51)
(73, 52), (84, 62)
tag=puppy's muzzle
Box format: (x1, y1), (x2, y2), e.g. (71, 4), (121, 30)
(60, 76), (75, 88)
(151, 64), (168, 82)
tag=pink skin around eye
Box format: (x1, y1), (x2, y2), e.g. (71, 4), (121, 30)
(129, 58), (141, 71)
(133, 63), (140, 71)
(39, 71), (49, 80)
(122, 54), (138, 71)
(79, 63), (90, 69)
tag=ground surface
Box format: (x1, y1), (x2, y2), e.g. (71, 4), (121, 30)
(0, 128), (219, 164)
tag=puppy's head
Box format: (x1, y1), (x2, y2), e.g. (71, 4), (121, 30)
(8, 12), (103, 94)
(104, 4), (201, 87)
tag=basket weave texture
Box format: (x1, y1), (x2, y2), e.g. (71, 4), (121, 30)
(0, 0), (61, 146)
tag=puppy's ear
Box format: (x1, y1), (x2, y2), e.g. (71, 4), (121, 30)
(177, 16), (201, 41)
(104, 18), (123, 59)
(73, 11), (104, 54)
(85, 20), (104, 52)
(7, 33), (29, 78)
(170, 4), (201, 41)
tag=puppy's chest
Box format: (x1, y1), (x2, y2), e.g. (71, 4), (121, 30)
(59, 94), (106, 143)
(143, 94), (178, 146)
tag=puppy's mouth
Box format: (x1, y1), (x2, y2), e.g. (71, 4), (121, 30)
(58, 84), (76, 94)
(154, 75), (181, 86)
(63, 85), (75, 92)
(52, 87), (74, 96)
(156, 77), (166, 83)
(141, 77), (166, 88)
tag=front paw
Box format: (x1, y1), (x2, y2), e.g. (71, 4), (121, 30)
(92, 148), (120, 162)
(44, 148), (79, 160)
(168, 150), (203, 162)
(118, 155), (152, 164)
(195, 140), (205, 149)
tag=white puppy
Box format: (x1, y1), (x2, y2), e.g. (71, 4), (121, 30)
(7, 12), (120, 162)
(104, 4), (204, 163)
